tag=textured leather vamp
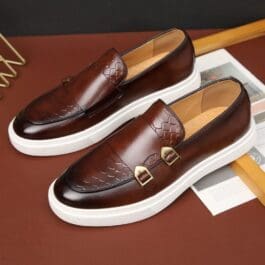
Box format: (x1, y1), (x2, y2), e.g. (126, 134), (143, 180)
(23, 48), (127, 125)
(65, 100), (185, 193)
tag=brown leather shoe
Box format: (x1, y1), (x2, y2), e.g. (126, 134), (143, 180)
(48, 78), (256, 226)
(8, 28), (200, 156)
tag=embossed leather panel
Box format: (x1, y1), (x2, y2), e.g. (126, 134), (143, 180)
(21, 48), (127, 125)
(54, 79), (251, 209)
(65, 144), (133, 193)
(143, 100), (185, 146)
(62, 100), (185, 193)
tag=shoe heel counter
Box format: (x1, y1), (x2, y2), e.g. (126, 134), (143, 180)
(240, 83), (252, 129)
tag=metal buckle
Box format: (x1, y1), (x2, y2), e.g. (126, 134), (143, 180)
(134, 166), (154, 186)
(161, 146), (180, 166)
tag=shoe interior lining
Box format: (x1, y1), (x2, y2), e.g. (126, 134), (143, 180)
(122, 29), (185, 80)
(170, 80), (241, 139)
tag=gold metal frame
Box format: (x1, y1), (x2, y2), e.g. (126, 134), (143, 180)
(134, 165), (154, 186)
(161, 146), (180, 166)
(0, 33), (26, 88)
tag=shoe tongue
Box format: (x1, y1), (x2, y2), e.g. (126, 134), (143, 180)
(142, 100), (185, 146)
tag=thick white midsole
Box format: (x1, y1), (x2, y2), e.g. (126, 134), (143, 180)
(48, 120), (256, 226)
(8, 64), (201, 156)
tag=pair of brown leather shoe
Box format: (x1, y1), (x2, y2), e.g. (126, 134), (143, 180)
(8, 29), (256, 226)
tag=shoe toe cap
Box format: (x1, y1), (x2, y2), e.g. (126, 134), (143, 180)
(53, 173), (104, 209)
(12, 109), (68, 140)
(13, 112), (40, 139)
(53, 176), (84, 208)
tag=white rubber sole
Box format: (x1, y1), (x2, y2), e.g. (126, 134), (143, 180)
(8, 65), (201, 156)
(48, 120), (256, 226)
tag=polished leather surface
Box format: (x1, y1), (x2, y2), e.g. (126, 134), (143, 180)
(54, 79), (251, 209)
(2, 31), (265, 265)
(19, 49), (127, 124)
(13, 29), (194, 140)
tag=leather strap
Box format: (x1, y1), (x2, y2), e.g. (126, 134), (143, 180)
(109, 100), (185, 175)
(66, 100), (185, 192)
